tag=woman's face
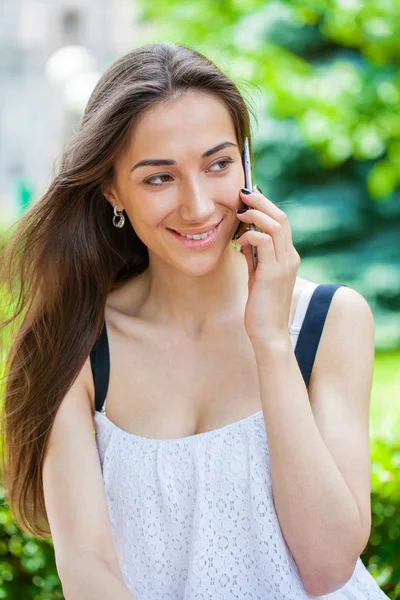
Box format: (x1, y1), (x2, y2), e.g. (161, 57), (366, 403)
(104, 90), (245, 274)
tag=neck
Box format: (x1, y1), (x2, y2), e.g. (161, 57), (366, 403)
(137, 245), (248, 339)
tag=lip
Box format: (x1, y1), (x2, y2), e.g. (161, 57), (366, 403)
(167, 219), (223, 249)
(168, 220), (222, 235)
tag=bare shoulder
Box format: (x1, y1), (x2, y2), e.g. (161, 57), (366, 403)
(291, 281), (374, 380)
(323, 285), (374, 347)
(295, 278), (373, 325)
(330, 284), (373, 318)
(46, 357), (95, 449)
(310, 284), (374, 392)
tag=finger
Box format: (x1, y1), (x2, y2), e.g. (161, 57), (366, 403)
(235, 229), (278, 268)
(240, 188), (292, 242)
(240, 243), (258, 276)
(236, 209), (287, 264)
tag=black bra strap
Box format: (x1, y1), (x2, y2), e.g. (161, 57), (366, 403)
(90, 323), (110, 412)
(295, 284), (345, 388)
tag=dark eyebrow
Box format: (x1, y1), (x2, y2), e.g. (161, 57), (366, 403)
(130, 141), (238, 172)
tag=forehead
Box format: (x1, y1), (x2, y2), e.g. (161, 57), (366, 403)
(125, 91), (237, 159)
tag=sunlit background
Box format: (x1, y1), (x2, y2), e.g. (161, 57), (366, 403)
(0, 0), (399, 598)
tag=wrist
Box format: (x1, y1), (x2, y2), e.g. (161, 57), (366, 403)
(250, 332), (293, 358)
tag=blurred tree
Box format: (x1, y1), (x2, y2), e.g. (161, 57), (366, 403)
(0, 492), (62, 600)
(137, 0), (400, 351)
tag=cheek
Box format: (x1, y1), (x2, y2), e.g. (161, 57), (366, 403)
(220, 170), (243, 209)
(126, 200), (169, 234)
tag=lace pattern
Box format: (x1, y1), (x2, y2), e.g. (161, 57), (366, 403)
(94, 410), (388, 599)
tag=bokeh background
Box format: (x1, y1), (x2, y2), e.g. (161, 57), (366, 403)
(0, 0), (399, 598)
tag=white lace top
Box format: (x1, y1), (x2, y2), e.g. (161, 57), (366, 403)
(94, 283), (388, 600)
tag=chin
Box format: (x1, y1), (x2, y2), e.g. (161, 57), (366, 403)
(176, 256), (223, 277)
(164, 245), (231, 276)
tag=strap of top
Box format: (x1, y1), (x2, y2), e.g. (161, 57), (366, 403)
(90, 323), (110, 413)
(89, 283), (345, 411)
(294, 283), (345, 388)
(289, 281), (319, 349)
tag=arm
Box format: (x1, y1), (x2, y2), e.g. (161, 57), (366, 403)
(252, 286), (374, 596)
(43, 358), (138, 600)
(58, 553), (138, 600)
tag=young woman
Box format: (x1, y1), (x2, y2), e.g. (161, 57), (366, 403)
(0, 43), (388, 599)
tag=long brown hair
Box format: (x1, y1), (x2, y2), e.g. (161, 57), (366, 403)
(0, 42), (254, 539)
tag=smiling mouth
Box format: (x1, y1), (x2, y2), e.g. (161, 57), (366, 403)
(168, 219), (222, 238)
(167, 219), (223, 247)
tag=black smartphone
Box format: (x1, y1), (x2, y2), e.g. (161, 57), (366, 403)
(242, 138), (258, 269)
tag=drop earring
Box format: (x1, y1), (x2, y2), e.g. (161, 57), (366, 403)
(112, 204), (125, 228)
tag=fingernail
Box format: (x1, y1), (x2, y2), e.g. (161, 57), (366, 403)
(237, 208), (249, 214)
(241, 188), (252, 195)
(255, 185), (263, 194)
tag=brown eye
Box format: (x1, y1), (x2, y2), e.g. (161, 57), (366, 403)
(209, 158), (233, 172)
(144, 174), (173, 186)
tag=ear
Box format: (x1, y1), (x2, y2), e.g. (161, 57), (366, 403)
(101, 181), (124, 211)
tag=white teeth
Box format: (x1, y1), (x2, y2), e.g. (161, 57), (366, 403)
(178, 226), (215, 240)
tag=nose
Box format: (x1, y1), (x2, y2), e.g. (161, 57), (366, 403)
(178, 179), (216, 223)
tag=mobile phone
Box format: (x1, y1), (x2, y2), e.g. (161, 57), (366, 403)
(242, 138), (258, 269)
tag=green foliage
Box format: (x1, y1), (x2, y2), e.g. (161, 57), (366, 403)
(370, 351), (400, 444)
(136, 0), (400, 351)
(0, 490), (62, 599)
(361, 435), (400, 599)
(138, 0), (400, 180)
(140, 0), (400, 168)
